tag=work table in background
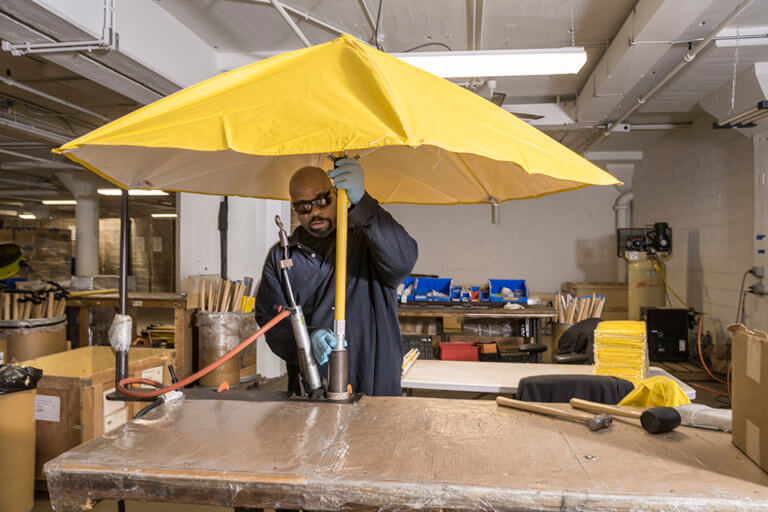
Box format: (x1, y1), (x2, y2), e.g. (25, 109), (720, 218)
(402, 360), (696, 399)
(65, 292), (194, 379)
(398, 303), (557, 347)
(46, 396), (767, 511)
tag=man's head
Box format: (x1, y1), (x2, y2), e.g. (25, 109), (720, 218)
(289, 166), (337, 238)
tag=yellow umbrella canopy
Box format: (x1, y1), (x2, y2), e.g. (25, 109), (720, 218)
(54, 34), (619, 203)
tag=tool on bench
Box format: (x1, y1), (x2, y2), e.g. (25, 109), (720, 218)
(496, 396), (613, 431)
(569, 398), (681, 434)
(274, 215), (326, 400)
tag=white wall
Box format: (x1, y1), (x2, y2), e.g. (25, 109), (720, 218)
(177, 193), (291, 378)
(386, 180), (628, 294)
(633, 115), (763, 342)
(752, 132), (768, 330)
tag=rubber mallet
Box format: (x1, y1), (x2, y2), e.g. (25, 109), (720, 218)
(496, 396), (613, 431)
(569, 398), (681, 434)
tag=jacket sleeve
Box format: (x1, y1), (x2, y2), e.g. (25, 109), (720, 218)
(253, 248), (298, 364)
(348, 192), (418, 288)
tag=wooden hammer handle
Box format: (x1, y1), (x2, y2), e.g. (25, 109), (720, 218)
(496, 396), (595, 423)
(570, 398), (643, 419)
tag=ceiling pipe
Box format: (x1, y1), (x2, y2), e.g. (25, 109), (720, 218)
(251, 0), (349, 37)
(0, 148), (76, 167)
(0, 117), (70, 144)
(358, 0), (376, 34)
(579, 0), (754, 154)
(1, 162), (82, 171)
(269, 0), (312, 47)
(0, 74), (111, 122)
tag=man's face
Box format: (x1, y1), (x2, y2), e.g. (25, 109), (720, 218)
(291, 174), (337, 238)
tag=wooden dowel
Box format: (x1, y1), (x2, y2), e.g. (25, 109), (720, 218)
(219, 280), (231, 313)
(46, 291), (54, 317)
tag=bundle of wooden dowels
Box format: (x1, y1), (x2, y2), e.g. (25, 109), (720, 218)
(0, 285), (67, 321)
(401, 348), (420, 376)
(198, 276), (256, 314)
(554, 291), (606, 324)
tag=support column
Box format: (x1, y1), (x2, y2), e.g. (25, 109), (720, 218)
(56, 172), (100, 276)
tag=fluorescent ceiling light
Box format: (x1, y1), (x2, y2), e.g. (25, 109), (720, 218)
(98, 188), (168, 196)
(42, 199), (77, 205)
(0, 209), (17, 216)
(18, 213), (36, 219)
(392, 47), (587, 78)
(151, 213), (177, 218)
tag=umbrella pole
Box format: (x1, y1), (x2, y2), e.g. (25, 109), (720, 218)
(327, 188), (350, 400)
(116, 189), (129, 385)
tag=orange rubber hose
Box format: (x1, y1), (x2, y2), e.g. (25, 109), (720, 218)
(117, 309), (290, 398)
(697, 315), (728, 385)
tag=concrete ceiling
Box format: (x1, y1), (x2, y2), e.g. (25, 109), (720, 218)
(0, 0), (765, 216)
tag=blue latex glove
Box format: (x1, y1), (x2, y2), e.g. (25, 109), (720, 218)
(310, 328), (337, 365)
(328, 158), (365, 204)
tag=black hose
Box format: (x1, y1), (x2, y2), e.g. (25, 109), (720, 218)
(134, 399), (163, 419)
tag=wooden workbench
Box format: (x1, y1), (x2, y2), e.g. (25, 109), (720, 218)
(66, 292), (195, 379)
(45, 397), (768, 511)
(398, 303), (557, 344)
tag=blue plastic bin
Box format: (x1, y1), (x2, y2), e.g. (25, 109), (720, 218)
(488, 279), (528, 303)
(450, 286), (462, 302)
(414, 277), (453, 302)
(397, 277), (416, 302)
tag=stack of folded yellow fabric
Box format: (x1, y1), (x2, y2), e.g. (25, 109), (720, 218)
(593, 320), (648, 384)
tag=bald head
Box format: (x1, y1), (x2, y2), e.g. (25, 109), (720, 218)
(289, 166), (331, 202)
(289, 166), (337, 238)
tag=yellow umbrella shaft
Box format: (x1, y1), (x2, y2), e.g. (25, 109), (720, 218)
(328, 188), (349, 400)
(334, 188), (347, 323)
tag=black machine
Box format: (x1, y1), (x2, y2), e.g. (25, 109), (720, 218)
(643, 307), (691, 362)
(617, 222), (672, 258)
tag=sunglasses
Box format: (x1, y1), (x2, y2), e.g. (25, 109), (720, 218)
(292, 189), (334, 214)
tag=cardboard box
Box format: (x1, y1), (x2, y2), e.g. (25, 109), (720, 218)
(6, 318), (68, 362)
(21, 346), (176, 479)
(0, 336), (6, 364)
(0, 388), (35, 512)
(729, 323), (768, 473)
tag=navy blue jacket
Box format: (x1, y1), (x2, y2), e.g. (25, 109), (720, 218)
(254, 193), (418, 396)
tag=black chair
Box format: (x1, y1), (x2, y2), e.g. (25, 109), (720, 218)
(553, 318), (601, 364)
(517, 341), (547, 363)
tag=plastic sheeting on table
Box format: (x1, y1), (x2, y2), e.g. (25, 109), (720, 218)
(44, 396), (768, 511)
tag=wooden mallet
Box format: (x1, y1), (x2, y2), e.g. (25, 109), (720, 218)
(570, 398), (681, 434)
(497, 396), (613, 431)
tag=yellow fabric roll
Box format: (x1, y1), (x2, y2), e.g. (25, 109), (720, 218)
(593, 320), (648, 384)
(619, 376), (691, 407)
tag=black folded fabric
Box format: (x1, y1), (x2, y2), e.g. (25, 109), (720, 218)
(516, 374), (634, 404)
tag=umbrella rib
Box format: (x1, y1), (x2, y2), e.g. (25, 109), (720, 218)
(446, 151), (494, 202)
(350, 44), (412, 144)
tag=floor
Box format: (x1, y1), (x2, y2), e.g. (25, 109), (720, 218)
(31, 364), (731, 512)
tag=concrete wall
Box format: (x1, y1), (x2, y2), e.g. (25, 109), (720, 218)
(753, 132), (768, 330)
(386, 181), (628, 294)
(177, 193), (291, 378)
(632, 115), (764, 341)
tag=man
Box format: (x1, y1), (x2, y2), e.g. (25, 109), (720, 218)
(254, 158), (418, 396)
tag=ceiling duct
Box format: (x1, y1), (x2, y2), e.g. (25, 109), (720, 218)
(700, 62), (768, 136)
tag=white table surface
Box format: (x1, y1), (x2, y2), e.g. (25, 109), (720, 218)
(401, 360), (696, 399)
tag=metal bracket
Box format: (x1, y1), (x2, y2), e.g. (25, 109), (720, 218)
(2, 0), (118, 56)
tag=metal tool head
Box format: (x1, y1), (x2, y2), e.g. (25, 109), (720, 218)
(587, 413), (613, 431)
